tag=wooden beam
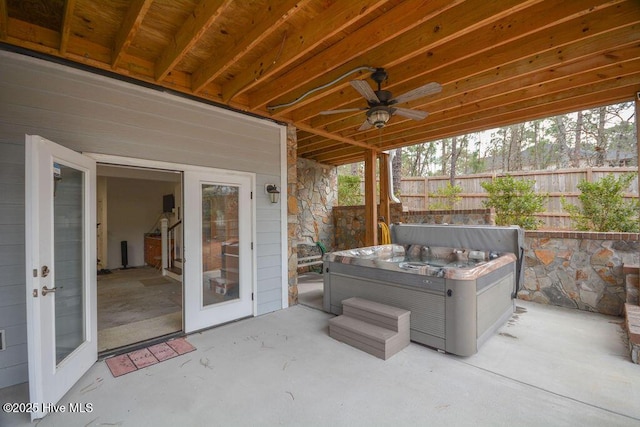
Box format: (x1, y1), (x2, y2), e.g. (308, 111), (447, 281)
(0, 0), (8, 40)
(112, 0), (153, 69)
(59, 0), (77, 55)
(155, 0), (232, 82)
(259, 0), (460, 111)
(352, 45), (640, 146)
(307, 0), (629, 132)
(192, 0), (305, 93)
(637, 90), (640, 229)
(318, 20), (640, 141)
(390, 69), (640, 142)
(269, 0), (538, 117)
(222, 0), (390, 103)
(364, 149), (378, 247)
(381, 85), (638, 151)
(294, 121), (374, 150)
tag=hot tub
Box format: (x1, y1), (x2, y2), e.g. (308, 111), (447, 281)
(323, 224), (523, 356)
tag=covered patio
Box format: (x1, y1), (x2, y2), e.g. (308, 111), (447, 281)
(2, 299), (639, 426)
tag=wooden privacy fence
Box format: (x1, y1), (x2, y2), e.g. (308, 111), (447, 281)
(363, 167), (639, 229)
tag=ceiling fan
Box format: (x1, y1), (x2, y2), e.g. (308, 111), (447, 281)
(320, 68), (442, 131)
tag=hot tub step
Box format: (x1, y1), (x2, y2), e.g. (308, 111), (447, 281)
(329, 315), (409, 360)
(342, 297), (411, 332)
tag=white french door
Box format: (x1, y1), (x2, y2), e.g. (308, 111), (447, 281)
(24, 143), (255, 419)
(25, 135), (97, 420)
(183, 170), (254, 332)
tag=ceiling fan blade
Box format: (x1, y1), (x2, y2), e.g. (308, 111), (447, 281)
(392, 82), (442, 104)
(350, 80), (380, 103)
(358, 119), (373, 131)
(319, 108), (366, 115)
(393, 107), (428, 121)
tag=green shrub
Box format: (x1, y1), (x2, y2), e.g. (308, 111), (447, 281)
(561, 173), (639, 232)
(429, 183), (462, 210)
(481, 175), (547, 229)
(338, 175), (362, 206)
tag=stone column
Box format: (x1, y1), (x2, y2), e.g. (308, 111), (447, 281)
(287, 125), (299, 305)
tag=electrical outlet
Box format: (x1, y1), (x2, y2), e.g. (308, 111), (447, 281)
(0, 329), (5, 351)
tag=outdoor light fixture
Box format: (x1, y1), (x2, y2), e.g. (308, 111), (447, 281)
(367, 108), (391, 129)
(265, 184), (280, 204)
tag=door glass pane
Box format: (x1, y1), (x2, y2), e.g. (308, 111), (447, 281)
(53, 163), (86, 364)
(202, 184), (239, 307)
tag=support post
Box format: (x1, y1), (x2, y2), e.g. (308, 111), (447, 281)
(636, 92), (640, 229)
(379, 152), (391, 227)
(364, 149), (378, 246)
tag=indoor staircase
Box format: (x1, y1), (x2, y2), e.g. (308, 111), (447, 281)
(329, 297), (410, 360)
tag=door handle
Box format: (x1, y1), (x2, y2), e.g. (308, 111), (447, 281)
(42, 285), (57, 296)
(41, 265), (50, 277)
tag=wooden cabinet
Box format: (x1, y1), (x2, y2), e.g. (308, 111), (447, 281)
(144, 235), (162, 267)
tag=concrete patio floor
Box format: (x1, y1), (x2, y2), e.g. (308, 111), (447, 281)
(2, 298), (639, 426)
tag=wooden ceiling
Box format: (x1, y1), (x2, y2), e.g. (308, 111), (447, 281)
(1, 0), (639, 166)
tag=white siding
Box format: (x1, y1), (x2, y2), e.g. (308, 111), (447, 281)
(0, 50), (286, 388)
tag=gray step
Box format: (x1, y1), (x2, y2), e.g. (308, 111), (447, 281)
(342, 297), (411, 332)
(329, 315), (409, 360)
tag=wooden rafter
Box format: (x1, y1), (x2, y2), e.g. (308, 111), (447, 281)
(155, 0), (233, 82)
(256, 0), (461, 112)
(0, 0), (7, 40)
(191, 0), (306, 94)
(264, 0), (541, 117)
(59, 0), (77, 55)
(112, 0), (153, 69)
(294, 121), (373, 150)
(222, 0), (390, 103)
(305, 0), (623, 130)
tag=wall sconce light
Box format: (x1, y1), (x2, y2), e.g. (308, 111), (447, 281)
(265, 184), (280, 204)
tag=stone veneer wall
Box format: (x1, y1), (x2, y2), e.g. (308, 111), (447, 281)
(332, 207), (492, 251)
(332, 203), (404, 251)
(296, 157), (337, 249)
(520, 230), (640, 316)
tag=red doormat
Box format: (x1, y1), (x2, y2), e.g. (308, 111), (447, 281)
(105, 337), (196, 377)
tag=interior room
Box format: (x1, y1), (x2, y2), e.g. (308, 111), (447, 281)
(96, 165), (183, 353)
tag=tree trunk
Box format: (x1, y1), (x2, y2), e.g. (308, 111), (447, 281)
(573, 111), (583, 167)
(553, 115), (570, 168)
(532, 121), (540, 170)
(450, 136), (458, 185)
(499, 128), (508, 171)
(507, 124), (523, 171)
(441, 139), (448, 175)
(595, 106), (607, 166)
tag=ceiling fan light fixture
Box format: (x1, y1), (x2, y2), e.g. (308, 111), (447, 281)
(368, 109), (390, 128)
